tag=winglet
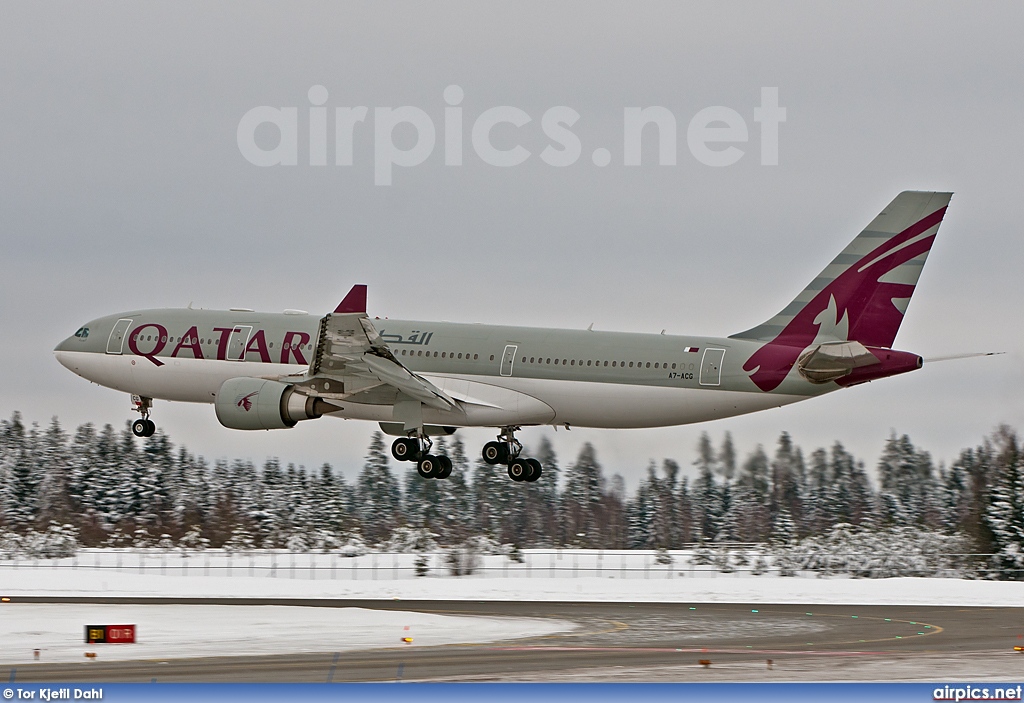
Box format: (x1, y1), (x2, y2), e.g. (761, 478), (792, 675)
(334, 285), (367, 314)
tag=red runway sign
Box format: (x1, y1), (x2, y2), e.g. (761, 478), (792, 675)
(85, 624), (136, 643)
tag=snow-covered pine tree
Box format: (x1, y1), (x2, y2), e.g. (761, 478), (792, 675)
(659, 459), (682, 547)
(627, 465), (657, 548)
(830, 442), (874, 528)
(436, 436), (472, 542)
(876, 433), (939, 528)
(940, 462), (973, 535)
(770, 432), (805, 532)
(561, 443), (606, 547)
(409, 437), (446, 532)
(691, 440), (722, 541)
(470, 454), (505, 539)
(307, 464), (348, 536)
(532, 436), (561, 543)
(803, 447), (831, 535)
(35, 417), (73, 528)
(677, 476), (694, 545)
(356, 432), (401, 544)
(717, 431), (737, 483)
(714, 482), (736, 543)
(2, 413), (37, 530)
(737, 445), (771, 540)
(769, 505), (797, 544)
(983, 427), (1024, 580)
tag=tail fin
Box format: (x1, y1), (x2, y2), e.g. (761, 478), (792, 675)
(732, 191), (952, 347)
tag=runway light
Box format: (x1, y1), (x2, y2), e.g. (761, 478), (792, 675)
(910, 621), (917, 624)
(885, 618), (891, 622)
(401, 637), (413, 644)
(1, 597), (9, 602)
(85, 652), (97, 659)
(805, 613), (812, 616)
(689, 607), (696, 610)
(851, 616), (858, 619)
(1013, 646), (1023, 652)
(751, 609), (759, 613)
(698, 659), (712, 668)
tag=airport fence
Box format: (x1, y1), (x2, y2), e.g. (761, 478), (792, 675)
(0, 547), (1013, 580)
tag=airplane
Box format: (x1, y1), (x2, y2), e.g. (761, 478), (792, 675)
(55, 191), (952, 482)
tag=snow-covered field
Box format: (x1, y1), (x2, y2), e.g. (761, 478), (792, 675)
(0, 603), (574, 666)
(1, 548), (1021, 607)
(2, 548), (1021, 677)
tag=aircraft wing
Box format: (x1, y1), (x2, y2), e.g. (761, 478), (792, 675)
(277, 285), (458, 411)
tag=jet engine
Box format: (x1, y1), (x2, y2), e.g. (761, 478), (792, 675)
(215, 377), (338, 430)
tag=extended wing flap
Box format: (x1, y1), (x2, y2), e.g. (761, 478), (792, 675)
(283, 297), (457, 412)
(361, 354), (457, 411)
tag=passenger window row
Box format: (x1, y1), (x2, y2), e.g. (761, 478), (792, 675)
(399, 349), (480, 360)
(397, 347), (691, 372)
(522, 356), (684, 370)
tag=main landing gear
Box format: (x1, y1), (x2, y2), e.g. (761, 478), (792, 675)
(130, 395), (156, 438)
(391, 436), (453, 480)
(482, 427), (543, 483)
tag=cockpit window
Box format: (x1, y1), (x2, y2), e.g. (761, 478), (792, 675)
(74, 327), (89, 339)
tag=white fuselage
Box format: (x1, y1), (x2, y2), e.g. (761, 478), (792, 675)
(54, 309), (825, 431)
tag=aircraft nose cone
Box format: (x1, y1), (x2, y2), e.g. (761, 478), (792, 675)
(54, 348), (73, 370)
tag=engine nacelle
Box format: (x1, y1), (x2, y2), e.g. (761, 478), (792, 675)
(215, 378), (336, 430)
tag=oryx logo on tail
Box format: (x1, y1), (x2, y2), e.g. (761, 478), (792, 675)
(731, 191), (952, 392)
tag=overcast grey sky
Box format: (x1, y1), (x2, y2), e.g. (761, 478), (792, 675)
(2, 1), (1022, 488)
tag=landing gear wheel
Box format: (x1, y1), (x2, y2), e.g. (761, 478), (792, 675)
(392, 437), (421, 462)
(437, 455), (453, 479)
(417, 455), (441, 479)
(508, 458), (532, 482)
(132, 419), (155, 438)
(525, 458), (542, 482)
(483, 441), (509, 465)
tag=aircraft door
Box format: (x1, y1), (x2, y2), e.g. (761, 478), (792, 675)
(500, 344), (518, 377)
(106, 318), (133, 354)
(699, 348), (726, 386)
(227, 325), (253, 361)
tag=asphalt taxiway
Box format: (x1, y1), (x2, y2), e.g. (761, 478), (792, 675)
(7, 598), (1024, 682)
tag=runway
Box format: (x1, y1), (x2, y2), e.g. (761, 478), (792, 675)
(7, 598), (1024, 682)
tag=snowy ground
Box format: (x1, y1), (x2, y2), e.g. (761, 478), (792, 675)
(0, 603), (575, 666)
(2, 549), (1022, 677)
(1, 549), (1021, 607)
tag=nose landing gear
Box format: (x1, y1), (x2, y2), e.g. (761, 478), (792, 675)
(130, 395), (156, 438)
(482, 427), (543, 482)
